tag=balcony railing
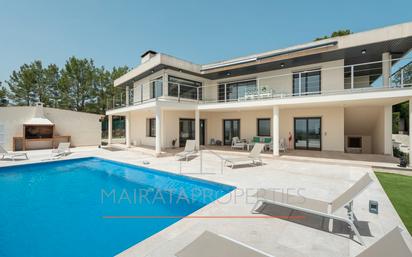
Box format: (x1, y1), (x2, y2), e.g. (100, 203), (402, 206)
(107, 56), (412, 111)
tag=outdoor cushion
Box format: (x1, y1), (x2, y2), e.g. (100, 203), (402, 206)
(264, 138), (272, 143)
(253, 137), (260, 143)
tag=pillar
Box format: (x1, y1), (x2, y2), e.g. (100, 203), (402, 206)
(195, 109), (200, 150)
(125, 112), (131, 147)
(272, 106), (280, 157)
(155, 106), (162, 156)
(382, 52), (392, 88)
(384, 105), (392, 155)
(108, 115), (113, 145)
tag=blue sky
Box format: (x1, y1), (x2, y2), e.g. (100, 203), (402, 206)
(0, 0), (411, 83)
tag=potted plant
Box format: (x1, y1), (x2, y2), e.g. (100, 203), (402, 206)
(172, 139), (177, 149)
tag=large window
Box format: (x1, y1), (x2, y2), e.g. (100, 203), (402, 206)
(293, 70), (321, 95)
(257, 118), (271, 136)
(168, 76), (202, 100)
(150, 77), (163, 99)
(146, 118), (156, 137)
(218, 80), (257, 101)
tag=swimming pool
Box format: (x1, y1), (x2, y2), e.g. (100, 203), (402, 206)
(0, 157), (234, 257)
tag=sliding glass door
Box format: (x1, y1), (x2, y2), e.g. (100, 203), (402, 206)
(294, 117), (321, 150)
(223, 119), (240, 145)
(179, 119), (205, 147)
(293, 70), (321, 95)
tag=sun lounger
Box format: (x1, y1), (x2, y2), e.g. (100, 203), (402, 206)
(176, 225), (411, 257)
(175, 230), (274, 257)
(225, 143), (265, 168)
(252, 173), (374, 245)
(356, 226), (412, 257)
(51, 142), (71, 158)
(0, 145), (28, 161)
(175, 140), (197, 161)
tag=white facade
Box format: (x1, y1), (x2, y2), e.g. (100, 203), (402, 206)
(0, 106), (102, 150)
(107, 22), (412, 159)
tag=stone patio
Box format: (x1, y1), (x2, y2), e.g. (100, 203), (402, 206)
(0, 146), (407, 257)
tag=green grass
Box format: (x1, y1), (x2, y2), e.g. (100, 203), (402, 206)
(375, 171), (412, 234)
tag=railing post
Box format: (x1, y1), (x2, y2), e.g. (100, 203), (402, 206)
(224, 83), (227, 102)
(298, 73), (302, 96)
(177, 83), (181, 102)
(401, 68), (404, 88)
(351, 65), (354, 90)
(197, 87), (199, 102)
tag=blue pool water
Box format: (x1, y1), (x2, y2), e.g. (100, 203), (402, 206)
(0, 157), (234, 257)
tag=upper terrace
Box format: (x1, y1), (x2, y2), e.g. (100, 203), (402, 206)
(107, 22), (412, 114)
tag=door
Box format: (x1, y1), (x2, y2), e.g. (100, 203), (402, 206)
(223, 119), (240, 145)
(179, 119), (205, 147)
(294, 117), (321, 150)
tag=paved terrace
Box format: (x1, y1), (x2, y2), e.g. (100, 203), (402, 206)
(0, 146), (407, 257)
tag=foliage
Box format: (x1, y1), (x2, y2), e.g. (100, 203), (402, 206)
(393, 101), (409, 133)
(314, 29), (352, 41)
(375, 172), (412, 234)
(393, 112), (400, 134)
(393, 147), (409, 165)
(0, 82), (7, 106)
(3, 58), (129, 114)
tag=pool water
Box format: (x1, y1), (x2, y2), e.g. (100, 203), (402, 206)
(0, 157), (234, 257)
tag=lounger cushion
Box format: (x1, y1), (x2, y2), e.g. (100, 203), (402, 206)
(176, 231), (274, 257)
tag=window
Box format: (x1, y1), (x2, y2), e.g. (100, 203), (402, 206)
(257, 118), (271, 136)
(293, 70), (321, 95)
(218, 80), (257, 101)
(168, 76), (202, 100)
(150, 77), (163, 99)
(146, 118), (156, 137)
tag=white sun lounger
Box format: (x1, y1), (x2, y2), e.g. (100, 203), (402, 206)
(175, 231), (275, 257)
(51, 142), (71, 158)
(224, 143), (265, 168)
(356, 226), (412, 257)
(252, 173), (374, 245)
(0, 145), (28, 161)
(176, 225), (411, 257)
(175, 140), (197, 161)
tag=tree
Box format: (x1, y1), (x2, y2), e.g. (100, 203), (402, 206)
(60, 57), (96, 112)
(0, 82), (8, 106)
(314, 29), (352, 41)
(6, 60), (54, 106)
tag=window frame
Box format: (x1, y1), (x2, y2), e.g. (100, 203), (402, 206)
(147, 118), (156, 137)
(257, 118), (271, 137)
(292, 70), (321, 95)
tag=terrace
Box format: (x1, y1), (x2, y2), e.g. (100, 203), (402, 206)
(0, 146), (408, 257)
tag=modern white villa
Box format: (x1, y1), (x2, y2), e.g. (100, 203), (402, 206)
(106, 22), (412, 161)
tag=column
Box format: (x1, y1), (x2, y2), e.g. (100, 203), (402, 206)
(384, 105), (392, 155)
(272, 106), (280, 157)
(382, 52), (392, 88)
(195, 109), (200, 150)
(155, 106), (162, 156)
(125, 85), (130, 106)
(162, 72), (168, 97)
(125, 112), (131, 147)
(108, 115), (113, 145)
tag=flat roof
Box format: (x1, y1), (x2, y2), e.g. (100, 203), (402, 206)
(114, 21), (412, 86)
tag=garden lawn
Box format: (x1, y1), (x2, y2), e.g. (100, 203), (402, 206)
(375, 171), (412, 234)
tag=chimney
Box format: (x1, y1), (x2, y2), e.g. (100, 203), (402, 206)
(34, 102), (45, 118)
(141, 50), (157, 64)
